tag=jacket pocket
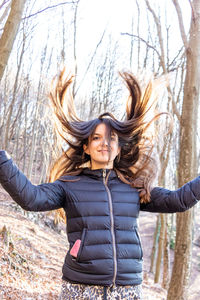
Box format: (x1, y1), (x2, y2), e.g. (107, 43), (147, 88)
(134, 227), (143, 259)
(76, 228), (87, 262)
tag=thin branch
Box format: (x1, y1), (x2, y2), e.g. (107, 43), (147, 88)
(159, 131), (173, 180)
(143, 0), (181, 120)
(0, 0), (10, 10)
(135, 0), (140, 68)
(145, 0), (166, 71)
(188, 0), (196, 20)
(72, 0), (80, 97)
(168, 45), (184, 68)
(121, 32), (161, 58)
(169, 88), (181, 122)
(75, 28), (107, 96)
(22, 1), (78, 20)
(0, 0), (11, 24)
(172, 0), (188, 49)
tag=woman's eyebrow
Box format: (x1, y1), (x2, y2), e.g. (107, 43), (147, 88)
(93, 132), (117, 137)
(93, 133), (101, 136)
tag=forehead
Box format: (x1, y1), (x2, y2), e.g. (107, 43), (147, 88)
(93, 123), (117, 135)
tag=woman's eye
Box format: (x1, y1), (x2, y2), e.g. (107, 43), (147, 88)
(93, 136), (99, 140)
(111, 136), (117, 141)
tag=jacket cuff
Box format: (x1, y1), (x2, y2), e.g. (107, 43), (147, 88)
(0, 151), (11, 162)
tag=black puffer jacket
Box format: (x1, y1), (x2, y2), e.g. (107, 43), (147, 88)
(0, 150), (199, 286)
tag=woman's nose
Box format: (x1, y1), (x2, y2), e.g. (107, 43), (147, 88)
(102, 138), (108, 146)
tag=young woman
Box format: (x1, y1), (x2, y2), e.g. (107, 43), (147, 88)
(0, 71), (199, 300)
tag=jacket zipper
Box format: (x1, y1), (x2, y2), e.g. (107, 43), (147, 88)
(103, 169), (117, 287)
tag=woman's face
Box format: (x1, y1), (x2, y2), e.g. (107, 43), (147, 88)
(83, 123), (120, 170)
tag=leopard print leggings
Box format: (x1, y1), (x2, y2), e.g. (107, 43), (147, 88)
(59, 280), (142, 300)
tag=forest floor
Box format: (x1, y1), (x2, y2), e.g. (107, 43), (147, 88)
(0, 187), (200, 300)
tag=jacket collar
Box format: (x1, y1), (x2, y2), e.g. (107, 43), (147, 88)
(82, 168), (117, 180)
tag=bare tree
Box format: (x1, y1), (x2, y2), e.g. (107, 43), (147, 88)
(87, 39), (122, 119)
(167, 1), (200, 298)
(122, 2), (197, 294)
(72, 0), (80, 97)
(0, 0), (26, 82)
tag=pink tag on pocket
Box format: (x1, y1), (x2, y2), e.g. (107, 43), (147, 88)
(70, 239), (81, 258)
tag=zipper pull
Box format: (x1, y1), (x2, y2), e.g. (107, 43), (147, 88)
(110, 283), (116, 292)
(103, 169), (106, 178)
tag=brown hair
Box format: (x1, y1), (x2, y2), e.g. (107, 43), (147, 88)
(49, 69), (166, 203)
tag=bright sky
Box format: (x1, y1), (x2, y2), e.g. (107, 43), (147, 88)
(4, 0), (192, 95)
(76, 0), (191, 48)
(29, 0), (191, 56)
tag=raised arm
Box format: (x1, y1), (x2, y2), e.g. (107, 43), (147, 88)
(140, 176), (200, 213)
(0, 151), (65, 212)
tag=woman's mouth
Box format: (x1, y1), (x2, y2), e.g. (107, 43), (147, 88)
(99, 150), (109, 153)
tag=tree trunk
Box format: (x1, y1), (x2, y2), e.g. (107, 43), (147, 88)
(154, 213), (165, 283)
(150, 215), (160, 273)
(162, 214), (170, 289)
(0, 0), (26, 82)
(72, 0), (80, 97)
(4, 29), (26, 149)
(167, 1), (200, 299)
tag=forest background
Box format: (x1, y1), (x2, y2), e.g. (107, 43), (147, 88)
(0, 0), (200, 299)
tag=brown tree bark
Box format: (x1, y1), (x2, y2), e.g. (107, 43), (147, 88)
(150, 215), (160, 273)
(0, 0), (26, 82)
(154, 213), (165, 283)
(167, 1), (200, 299)
(162, 215), (170, 289)
(72, 0), (80, 97)
(4, 29), (25, 149)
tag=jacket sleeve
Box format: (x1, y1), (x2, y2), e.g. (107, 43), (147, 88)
(0, 151), (65, 212)
(140, 176), (200, 213)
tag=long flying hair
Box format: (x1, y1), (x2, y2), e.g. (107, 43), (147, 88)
(49, 69), (166, 204)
